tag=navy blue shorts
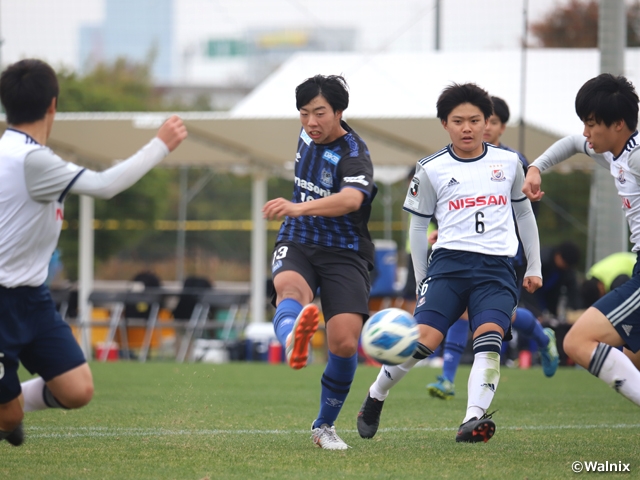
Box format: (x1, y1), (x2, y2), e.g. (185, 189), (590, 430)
(271, 241), (371, 322)
(593, 253), (640, 353)
(0, 285), (86, 403)
(414, 248), (517, 336)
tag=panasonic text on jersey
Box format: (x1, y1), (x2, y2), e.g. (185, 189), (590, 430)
(295, 177), (332, 197)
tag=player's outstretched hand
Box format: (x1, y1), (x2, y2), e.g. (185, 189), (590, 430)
(262, 198), (303, 220)
(522, 166), (544, 202)
(522, 276), (543, 294)
(157, 115), (188, 152)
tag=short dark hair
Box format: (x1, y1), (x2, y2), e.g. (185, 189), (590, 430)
(0, 59), (59, 125)
(610, 273), (630, 290)
(580, 277), (602, 307)
(556, 241), (581, 268)
(491, 96), (510, 124)
(575, 73), (639, 131)
(295, 75), (349, 112)
(436, 83), (493, 122)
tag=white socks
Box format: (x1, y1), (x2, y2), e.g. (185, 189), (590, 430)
(21, 377), (48, 412)
(589, 343), (640, 406)
(463, 351), (500, 423)
(369, 357), (422, 401)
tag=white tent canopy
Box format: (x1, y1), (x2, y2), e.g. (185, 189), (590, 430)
(2, 48), (633, 356)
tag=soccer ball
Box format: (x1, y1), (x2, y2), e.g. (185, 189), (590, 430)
(361, 308), (419, 365)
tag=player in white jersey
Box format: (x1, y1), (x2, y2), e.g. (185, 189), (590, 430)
(426, 96), (559, 401)
(523, 73), (640, 408)
(0, 59), (187, 447)
(358, 83), (542, 443)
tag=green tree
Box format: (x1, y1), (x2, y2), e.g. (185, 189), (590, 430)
(535, 171), (590, 271)
(120, 172), (293, 268)
(57, 60), (159, 112)
(56, 59), (187, 279)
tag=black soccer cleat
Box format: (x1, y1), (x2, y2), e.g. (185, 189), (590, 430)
(455, 411), (496, 443)
(357, 393), (384, 439)
(5, 423), (24, 447)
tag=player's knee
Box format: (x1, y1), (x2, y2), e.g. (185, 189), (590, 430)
(563, 331), (578, 359)
(72, 382), (94, 408)
(417, 326), (443, 351)
(59, 381), (94, 409)
(329, 337), (359, 357)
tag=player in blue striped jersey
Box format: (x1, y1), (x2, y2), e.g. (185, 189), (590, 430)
(263, 75), (377, 450)
(524, 73), (640, 409)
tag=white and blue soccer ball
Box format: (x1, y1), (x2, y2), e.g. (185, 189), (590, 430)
(361, 308), (419, 365)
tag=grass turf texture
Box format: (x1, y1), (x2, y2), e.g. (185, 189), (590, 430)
(2, 362), (638, 479)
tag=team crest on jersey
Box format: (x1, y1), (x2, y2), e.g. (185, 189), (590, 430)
(490, 169), (506, 182)
(410, 177), (420, 197)
(623, 197), (631, 209)
(320, 169), (333, 188)
(618, 168), (626, 184)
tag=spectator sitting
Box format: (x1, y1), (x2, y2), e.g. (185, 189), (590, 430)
(172, 276), (214, 321)
(581, 251), (636, 307)
(124, 271), (162, 320)
(520, 241), (581, 318)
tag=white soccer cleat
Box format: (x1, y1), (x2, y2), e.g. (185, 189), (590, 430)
(311, 423), (349, 450)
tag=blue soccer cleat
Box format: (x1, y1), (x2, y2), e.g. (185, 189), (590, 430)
(426, 375), (455, 400)
(540, 328), (559, 377)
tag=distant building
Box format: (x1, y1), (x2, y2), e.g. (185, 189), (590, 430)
(79, 0), (173, 82)
(180, 27), (356, 98)
(79, 3), (355, 109)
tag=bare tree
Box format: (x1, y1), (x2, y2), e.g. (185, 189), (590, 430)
(530, 0), (640, 47)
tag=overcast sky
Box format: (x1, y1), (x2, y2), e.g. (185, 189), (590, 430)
(1, 0), (563, 72)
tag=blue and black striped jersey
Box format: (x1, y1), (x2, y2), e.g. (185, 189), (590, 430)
(277, 121), (377, 267)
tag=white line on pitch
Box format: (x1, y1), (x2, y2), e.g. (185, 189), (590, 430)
(24, 423), (640, 439)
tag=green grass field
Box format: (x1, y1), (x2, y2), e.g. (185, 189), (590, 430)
(2, 361), (639, 479)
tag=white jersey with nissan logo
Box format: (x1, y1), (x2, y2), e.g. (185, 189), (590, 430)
(403, 143), (527, 257)
(531, 132), (640, 252)
(0, 129), (83, 287)
(608, 135), (640, 251)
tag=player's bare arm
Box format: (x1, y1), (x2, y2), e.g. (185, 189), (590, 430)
(263, 187), (364, 220)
